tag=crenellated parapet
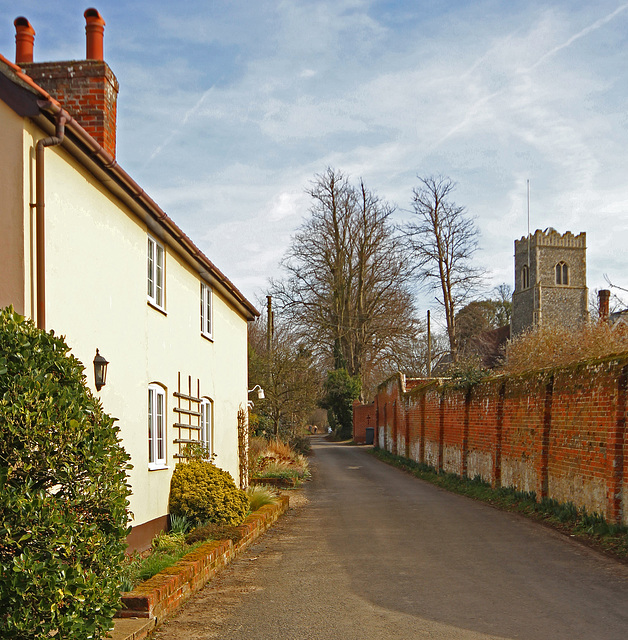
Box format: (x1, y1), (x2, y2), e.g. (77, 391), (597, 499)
(516, 228), (586, 249)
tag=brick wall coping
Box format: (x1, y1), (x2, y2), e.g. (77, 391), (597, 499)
(109, 495), (289, 640)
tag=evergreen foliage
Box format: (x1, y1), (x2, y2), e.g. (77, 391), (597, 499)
(321, 368), (361, 439)
(0, 307), (131, 640)
(169, 460), (248, 526)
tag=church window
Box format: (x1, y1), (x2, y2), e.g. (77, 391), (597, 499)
(555, 262), (568, 285)
(521, 264), (530, 289)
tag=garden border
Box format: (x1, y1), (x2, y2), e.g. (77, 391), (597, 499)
(108, 495), (289, 640)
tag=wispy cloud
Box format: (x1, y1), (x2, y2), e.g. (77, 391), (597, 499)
(525, 3), (628, 71)
(4, 0), (628, 303)
(143, 88), (214, 166)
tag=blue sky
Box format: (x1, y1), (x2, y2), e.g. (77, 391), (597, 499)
(2, 1), (628, 325)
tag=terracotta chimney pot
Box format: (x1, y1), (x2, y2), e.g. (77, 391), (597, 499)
(14, 17), (35, 64)
(84, 8), (106, 60)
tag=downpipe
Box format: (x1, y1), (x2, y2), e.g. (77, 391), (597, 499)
(35, 113), (67, 330)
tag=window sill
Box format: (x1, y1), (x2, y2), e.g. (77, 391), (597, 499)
(201, 331), (214, 343)
(148, 464), (169, 471)
(147, 299), (167, 316)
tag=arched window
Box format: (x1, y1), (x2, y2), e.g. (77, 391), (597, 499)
(555, 262), (568, 285)
(521, 264), (530, 290)
(148, 383), (167, 469)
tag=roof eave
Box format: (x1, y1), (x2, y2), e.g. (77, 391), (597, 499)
(0, 54), (259, 322)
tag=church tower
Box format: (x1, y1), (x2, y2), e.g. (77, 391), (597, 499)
(511, 228), (588, 335)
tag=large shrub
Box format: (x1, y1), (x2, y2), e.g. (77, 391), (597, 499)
(0, 308), (131, 639)
(503, 322), (628, 374)
(169, 460), (248, 526)
(321, 368), (361, 439)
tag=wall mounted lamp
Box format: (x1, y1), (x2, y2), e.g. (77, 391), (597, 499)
(247, 384), (265, 400)
(93, 349), (108, 391)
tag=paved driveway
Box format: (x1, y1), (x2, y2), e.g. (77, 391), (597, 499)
(154, 437), (628, 640)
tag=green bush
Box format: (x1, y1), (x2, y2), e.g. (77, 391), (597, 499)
(320, 368), (361, 439)
(0, 307), (131, 639)
(169, 460), (248, 526)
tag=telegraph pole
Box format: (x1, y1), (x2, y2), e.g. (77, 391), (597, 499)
(266, 295), (274, 353)
(427, 310), (432, 378)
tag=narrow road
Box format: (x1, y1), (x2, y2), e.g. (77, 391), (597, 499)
(154, 437), (628, 640)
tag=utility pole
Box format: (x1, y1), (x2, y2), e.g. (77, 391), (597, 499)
(266, 295), (274, 353)
(427, 310), (432, 378)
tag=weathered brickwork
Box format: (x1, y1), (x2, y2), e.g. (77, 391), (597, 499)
(116, 496), (289, 623)
(358, 360), (628, 525)
(21, 59), (119, 157)
(352, 401), (376, 444)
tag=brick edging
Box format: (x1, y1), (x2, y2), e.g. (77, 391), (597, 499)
(116, 495), (289, 623)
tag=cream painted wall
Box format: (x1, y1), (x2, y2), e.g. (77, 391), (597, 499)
(18, 121), (249, 528)
(0, 102), (28, 313)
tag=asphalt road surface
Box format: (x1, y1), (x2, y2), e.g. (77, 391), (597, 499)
(153, 437), (628, 640)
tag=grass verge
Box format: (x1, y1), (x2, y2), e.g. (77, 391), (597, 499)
(121, 485), (282, 591)
(370, 448), (628, 562)
(121, 538), (206, 591)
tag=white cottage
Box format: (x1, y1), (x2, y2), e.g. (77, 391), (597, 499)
(0, 10), (258, 551)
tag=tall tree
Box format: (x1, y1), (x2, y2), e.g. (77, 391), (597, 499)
(455, 300), (501, 357)
(248, 316), (321, 438)
(271, 168), (420, 396)
(492, 283), (513, 327)
(406, 176), (484, 362)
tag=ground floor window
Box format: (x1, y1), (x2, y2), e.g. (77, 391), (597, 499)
(200, 397), (213, 459)
(148, 383), (167, 468)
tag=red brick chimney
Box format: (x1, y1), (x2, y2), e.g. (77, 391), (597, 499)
(598, 289), (611, 323)
(16, 8), (119, 158)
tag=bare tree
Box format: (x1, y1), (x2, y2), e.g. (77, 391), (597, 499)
(248, 316), (322, 438)
(492, 283), (513, 327)
(406, 176), (484, 362)
(271, 168), (420, 396)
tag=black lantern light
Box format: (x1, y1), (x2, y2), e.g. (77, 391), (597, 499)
(93, 349), (108, 391)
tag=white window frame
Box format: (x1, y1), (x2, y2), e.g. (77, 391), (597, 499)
(200, 282), (213, 339)
(147, 235), (165, 310)
(200, 397), (213, 459)
(148, 383), (167, 469)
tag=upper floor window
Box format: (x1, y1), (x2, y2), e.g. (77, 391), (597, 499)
(147, 235), (165, 309)
(148, 383), (167, 469)
(555, 261), (568, 286)
(200, 397), (213, 459)
(521, 264), (530, 290)
(200, 283), (213, 339)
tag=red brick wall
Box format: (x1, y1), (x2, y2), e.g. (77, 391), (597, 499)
(353, 401), (376, 444)
(467, 380), (502, 484)
(501, 375), (548, 496)
(22, 60), (119, 157)
(361, 359), (628, 525)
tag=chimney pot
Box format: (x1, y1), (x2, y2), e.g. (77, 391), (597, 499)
(598, 289), (611, 323)
(84, 8), (106, 60)
(14, 17), (35, 65)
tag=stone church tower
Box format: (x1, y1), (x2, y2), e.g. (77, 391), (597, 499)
(511, 228), (588, 335)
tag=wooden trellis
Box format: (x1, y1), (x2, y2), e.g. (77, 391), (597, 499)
(172, 373), (202, 461)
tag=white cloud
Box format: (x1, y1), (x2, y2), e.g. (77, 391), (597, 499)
(4, 0), (628, 307)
